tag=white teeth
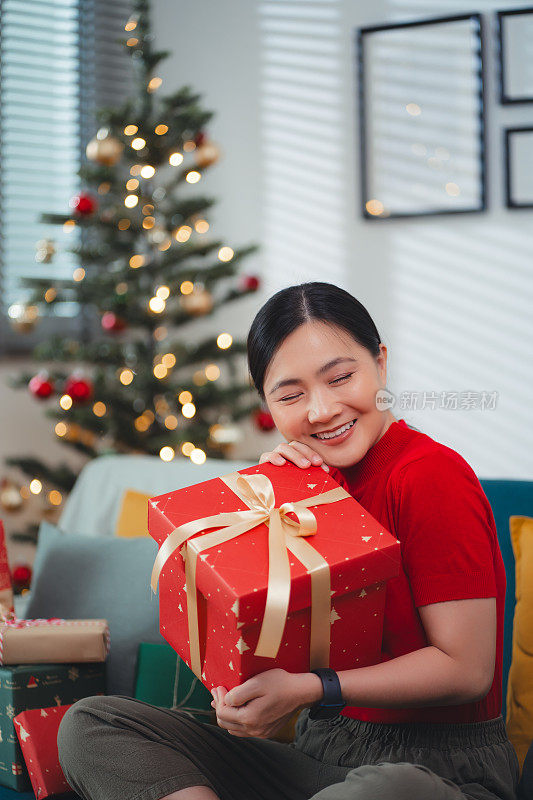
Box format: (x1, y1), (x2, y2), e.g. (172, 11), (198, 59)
(316, 419), (356, 440)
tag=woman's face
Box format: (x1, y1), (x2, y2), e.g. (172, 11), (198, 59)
(263, 320), (397, 469)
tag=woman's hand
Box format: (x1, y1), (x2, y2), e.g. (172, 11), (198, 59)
(259, 441), (329, 472)
(210, 668), (309, 739)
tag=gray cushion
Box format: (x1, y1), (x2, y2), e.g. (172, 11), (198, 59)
(25, 522), (164, 697)
(59, 454), (255, 536)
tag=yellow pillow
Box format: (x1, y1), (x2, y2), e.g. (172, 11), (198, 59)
(506, 515), (533, 774)
(115, 489), (152, 537)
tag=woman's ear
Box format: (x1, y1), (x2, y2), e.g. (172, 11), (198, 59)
(376, 343), (388, 383)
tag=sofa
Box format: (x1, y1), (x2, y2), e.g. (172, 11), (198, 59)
(10, 455), (533, 800)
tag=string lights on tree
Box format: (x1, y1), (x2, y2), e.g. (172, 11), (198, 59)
(6, 0), (266, 544)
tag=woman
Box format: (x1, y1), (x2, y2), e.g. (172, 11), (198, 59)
(58, 282), (519, 800)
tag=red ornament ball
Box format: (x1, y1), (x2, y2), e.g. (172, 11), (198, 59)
(11, 564), (32, 592)
(194, 130), (206, 147)
(101, 311), (127, 333)
(28, 373), (54, 399)
(69, 192), (98, 216)
(239, 274), (260, 292)
(254, 409), (276, 432)
(64, 375), (93, 403)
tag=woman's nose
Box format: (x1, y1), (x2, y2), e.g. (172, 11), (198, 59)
(307, 395), (342, 424)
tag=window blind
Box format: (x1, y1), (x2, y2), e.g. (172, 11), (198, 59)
(0, 0), (132, 350)
(258, 0), (347, 294)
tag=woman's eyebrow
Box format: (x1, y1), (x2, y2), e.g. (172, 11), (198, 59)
(267, 357), (358, 395)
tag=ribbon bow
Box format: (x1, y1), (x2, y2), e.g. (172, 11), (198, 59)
(0, 612), (66, 665)
(151, 471), (351, 679)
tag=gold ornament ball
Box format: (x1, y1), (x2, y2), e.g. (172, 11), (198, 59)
(0, 480), (23, 513)
(86, 130), (124, 166)
(7, 303), (39, 334)
(193, 142), (220, 168)
(179, 287), (214, 316)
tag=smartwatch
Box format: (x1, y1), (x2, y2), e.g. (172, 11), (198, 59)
(308, 668), (346, 719)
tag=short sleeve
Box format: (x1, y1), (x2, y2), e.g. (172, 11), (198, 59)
(395, 451), (497, 607)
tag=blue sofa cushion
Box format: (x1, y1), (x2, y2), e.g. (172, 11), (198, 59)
(25, 522), (164, 697)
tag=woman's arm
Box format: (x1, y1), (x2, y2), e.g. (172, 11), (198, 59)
(300, 596), (497, 708)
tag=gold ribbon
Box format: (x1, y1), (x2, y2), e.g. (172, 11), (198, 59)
(151, 471), (351, 679)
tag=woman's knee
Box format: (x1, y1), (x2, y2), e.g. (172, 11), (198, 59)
(57, 695), (120, 771)
(314, 762), (460, 800)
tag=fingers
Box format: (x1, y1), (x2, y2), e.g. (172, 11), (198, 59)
(260, 442), (329, 471)
(285, 441), (328, 468)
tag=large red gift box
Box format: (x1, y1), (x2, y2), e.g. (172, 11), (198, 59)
(13, 704), (72, 798)
(149, 462), (401, 691)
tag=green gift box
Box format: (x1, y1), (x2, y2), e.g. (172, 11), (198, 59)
(0, 662), (105, 791)
(134, 643), (215, 724)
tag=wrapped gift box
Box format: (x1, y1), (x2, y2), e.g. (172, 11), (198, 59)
(134, 642), (215, 724)
(0, 522), (14, 618)
(0, 662), (105, 791)
(14, 705), (72, 799)
(149, 461), (401, 692)
(0, 787), (40, 799)
(0, 618), (109, 665)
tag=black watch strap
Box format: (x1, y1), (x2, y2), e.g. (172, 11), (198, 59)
(308, 668), (346, 719)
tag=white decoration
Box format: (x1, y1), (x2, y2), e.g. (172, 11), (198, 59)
(359, 589), (367, 598)
(229, 660), (234, 671)
(231, 599), (239, 617)
(14, 720), (30, 742)
(330, 608), (341, 624)
(362, 536), (371, 542)
(236, 636), (250, 654)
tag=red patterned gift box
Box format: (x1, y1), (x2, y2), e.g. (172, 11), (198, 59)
(0, 521), (14, 617)
(14, 705), (71, 798)
(149, 462), (401, 692)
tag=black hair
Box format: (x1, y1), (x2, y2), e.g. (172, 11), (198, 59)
(247, 282), (382, 401)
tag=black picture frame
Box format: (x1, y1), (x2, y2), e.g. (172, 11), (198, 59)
(497, 7), (533, 104)
(357, 14), (486, 220)
(504, 126), (533, 208)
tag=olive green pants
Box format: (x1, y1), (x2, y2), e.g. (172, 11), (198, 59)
(57, 695), (519, 800)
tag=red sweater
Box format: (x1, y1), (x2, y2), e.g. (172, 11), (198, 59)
(329, 418), (505, 724)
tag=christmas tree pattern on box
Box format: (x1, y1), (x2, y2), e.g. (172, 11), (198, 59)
(0, 662), (105, 791)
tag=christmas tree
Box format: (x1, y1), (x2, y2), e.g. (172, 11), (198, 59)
(5, 0), (273, 543)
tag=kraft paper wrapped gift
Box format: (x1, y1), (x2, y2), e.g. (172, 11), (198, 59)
(14, 705), (72, 799)
(0, 662), (105, 791)
(149, 461), (401, 692)
(0, 618), (109, 665)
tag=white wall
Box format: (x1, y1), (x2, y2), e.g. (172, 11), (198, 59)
(153, 0), (533, 478)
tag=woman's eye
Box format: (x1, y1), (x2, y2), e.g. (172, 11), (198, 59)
(279, 373), (354, 402)
(330, 373), (353, 384)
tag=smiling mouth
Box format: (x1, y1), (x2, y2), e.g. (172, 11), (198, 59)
(311, 418), (357, 440)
